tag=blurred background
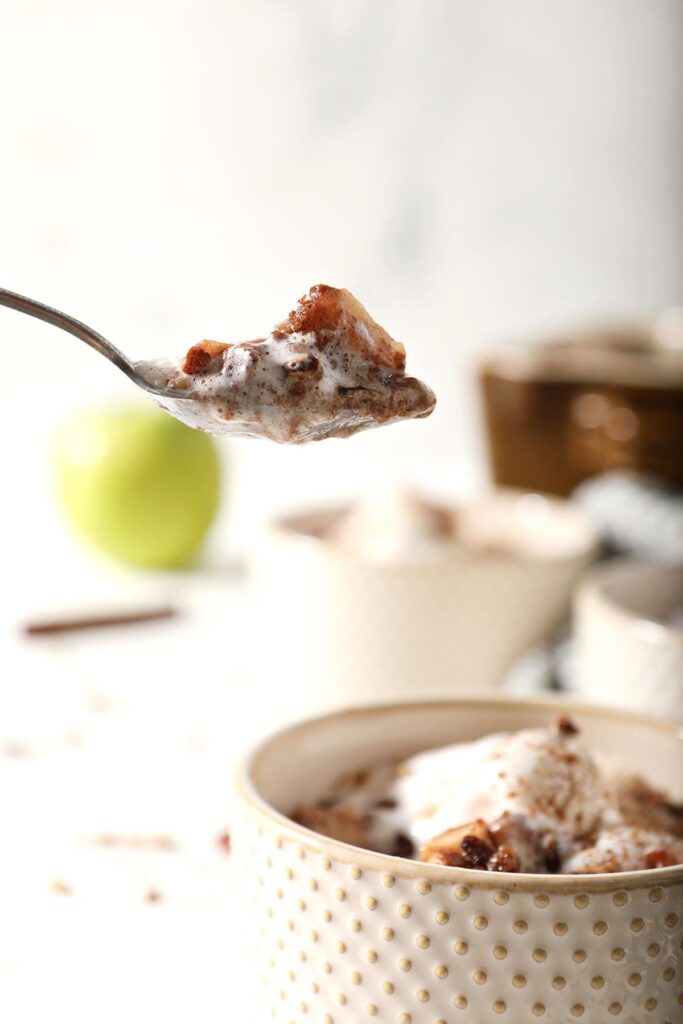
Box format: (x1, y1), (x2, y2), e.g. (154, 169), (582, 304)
(1, 1), (682, 1021)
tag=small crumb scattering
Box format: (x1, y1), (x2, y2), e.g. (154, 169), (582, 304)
(2, 740), (33, 759)
(86, 834), (178, 851)
(217, 831), (232, 854)
(50, 879), (73, 896)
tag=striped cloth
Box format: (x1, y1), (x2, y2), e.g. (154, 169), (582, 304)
(501, 472), (683, 694)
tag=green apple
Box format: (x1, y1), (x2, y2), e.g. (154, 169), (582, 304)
(55, 406), (222, 568)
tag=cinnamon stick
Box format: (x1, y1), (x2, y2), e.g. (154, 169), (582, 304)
(23, 605), (178, 636)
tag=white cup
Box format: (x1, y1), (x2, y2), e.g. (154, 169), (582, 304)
(574, 559), (683, 720)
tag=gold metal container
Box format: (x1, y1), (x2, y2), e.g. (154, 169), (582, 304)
(479, 323), (683, 496)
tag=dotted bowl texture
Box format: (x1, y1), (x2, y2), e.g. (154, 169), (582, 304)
(234, 814), (683, 1024)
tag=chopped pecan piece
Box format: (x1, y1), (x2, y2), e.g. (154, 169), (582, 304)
(283, 351), (321, 375)
(617, 776), (683, 838)
(645, 848), (678, 869)
(556, 715), (580, 737)
(460, 834), (496, 869)
(488, 844), (521, 872)
(182, 340), (231, 375)
(373, 797), (398, 810)
(390, 832), (415, 859)
(420, 819), (494, 866)
(489, 813), (547, 873)
(541, 834), (561, 873)
(291, 803), (370, 849)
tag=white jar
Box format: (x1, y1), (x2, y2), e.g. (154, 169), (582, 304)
(574, 559), (683, 720)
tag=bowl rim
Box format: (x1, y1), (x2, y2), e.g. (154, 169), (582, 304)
(576, 558), (683, 645)
(477, 319), (683, 387)
(235, 694), (683, 893)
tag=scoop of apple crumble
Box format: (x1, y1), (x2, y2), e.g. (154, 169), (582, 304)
(140, 285), (435, 442)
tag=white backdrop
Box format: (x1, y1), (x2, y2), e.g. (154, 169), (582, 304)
(0, 4), (682, 1019)
(1, 0), (682, 572)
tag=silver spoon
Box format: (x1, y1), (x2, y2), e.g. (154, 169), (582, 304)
(0, 286), (189, 401)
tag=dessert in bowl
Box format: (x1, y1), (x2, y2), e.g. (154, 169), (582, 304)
(234, 697), (683, 1023)
(292, 714), (683, 875)
(249, 491), (598, 720)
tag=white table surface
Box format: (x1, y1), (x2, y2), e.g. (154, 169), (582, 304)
(0, 339), (484, 1022)
(0, 549), (274, 1023)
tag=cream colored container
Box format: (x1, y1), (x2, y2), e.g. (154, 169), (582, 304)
(574, 560), (683, 720)
(234, 696), (683, 1024)
(248, 491), (598, 722)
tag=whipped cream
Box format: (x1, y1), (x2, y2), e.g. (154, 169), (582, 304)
(391, 725), (615, 857)
(328, 490), (457, 562)
(564, 826), (683, 873)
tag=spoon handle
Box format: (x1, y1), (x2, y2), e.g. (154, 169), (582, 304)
(0, 286), (147, 389)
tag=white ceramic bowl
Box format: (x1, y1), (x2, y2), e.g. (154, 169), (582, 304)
(574, 560), (683, 720)
(248, 491), (598, 723)
(234, 696), (683, 1024)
